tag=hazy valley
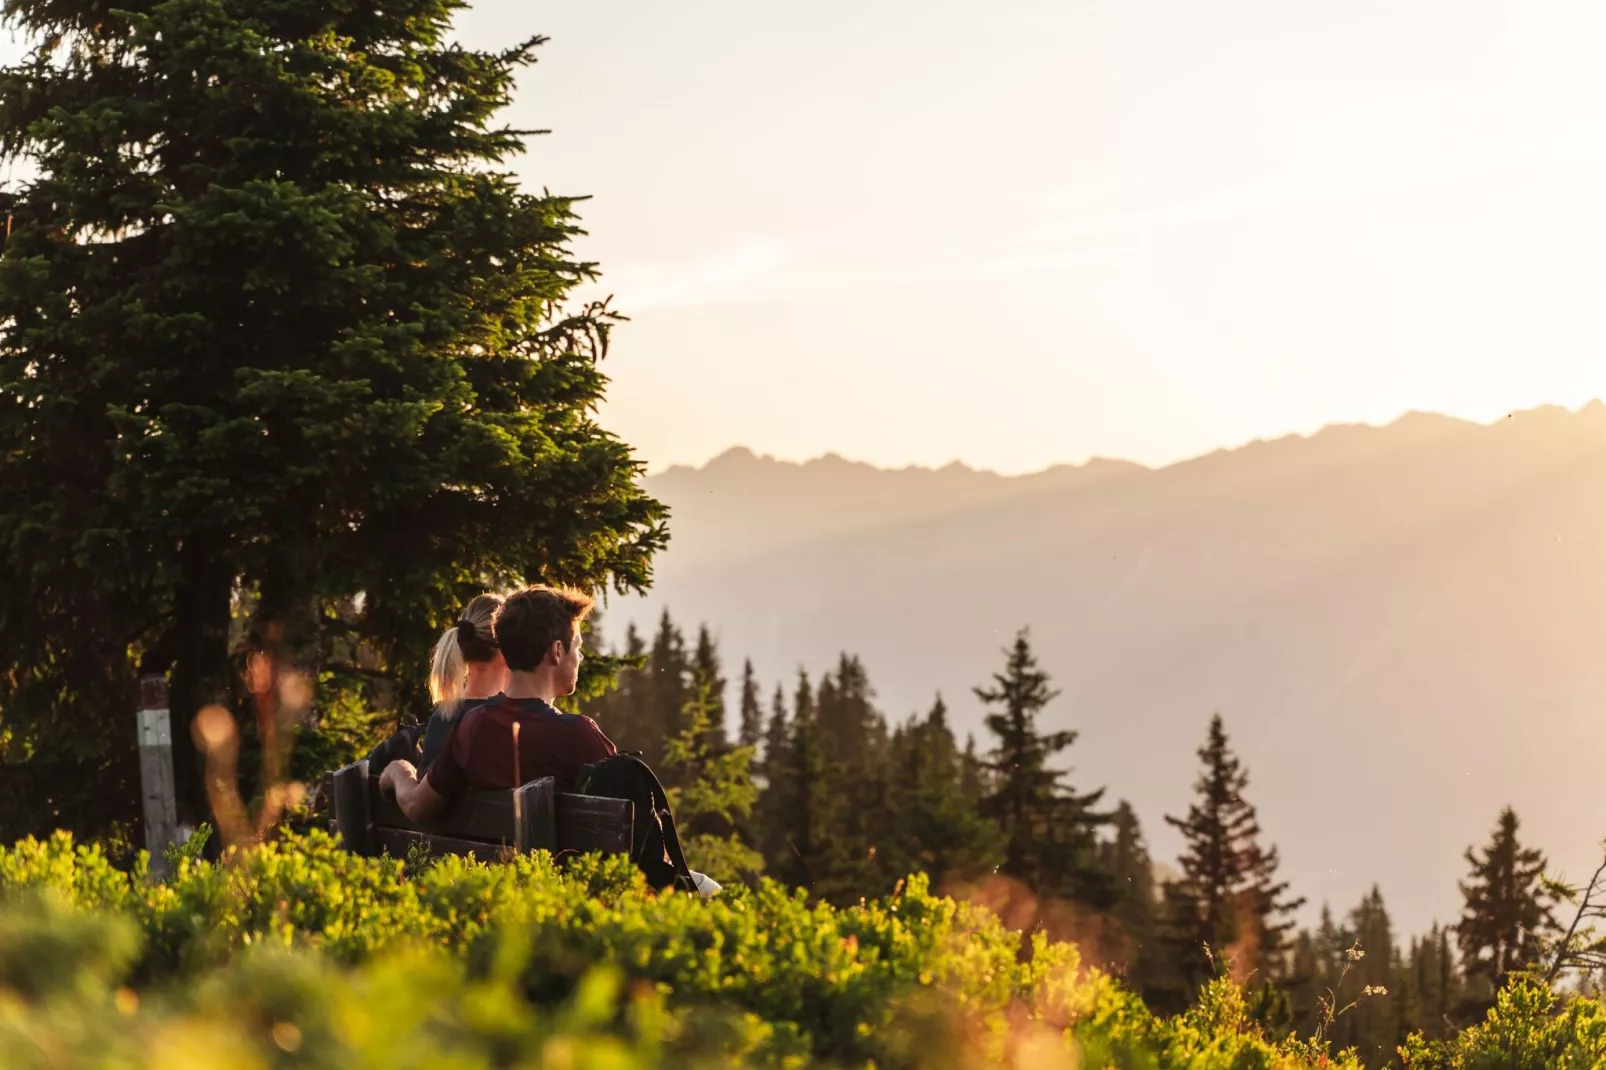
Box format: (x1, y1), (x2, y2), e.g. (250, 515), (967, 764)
(615, 403), (1606, 934)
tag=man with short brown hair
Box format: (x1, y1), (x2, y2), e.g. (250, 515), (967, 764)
(490, 584), (595, 683)
(381, 584), (614, 820)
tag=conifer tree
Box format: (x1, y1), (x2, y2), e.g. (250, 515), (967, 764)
(1286, 903), (1392, 1049)
(761, 684), (790, 779)
(737, 659), (764, 750)
(659, 673), (763, 882)
(654, 622), (727, 793)
(817, 653), (879, 765)
(814, 669), (838, 741)
(792, 671), (815, 749)
(1387, 943), (1414, 1063)
(975, 628), (1111, 906)
(1399, 928), (1463, 1047)
(1286, 928), (1324, 1035)
(1162, 713), (1303, 1000)
(1332, 886), (1397, 1067)
(691, 625), (727, 751)
(584, 621), (649, 746)
(766, 670), (843, 892)
(959, 733), (988, 804)
(1099, 801), (1159, 985)
(1401, 931), (1461, 1044)
(1102, 801), (1156, 918)
(1394, 938), (1424, 1054)
(809, 653), (892, 897)
(1431, 925), (1463, 1034)
(884, 695), (1001, 891)
(638, 610), (690, 765)
(1317, 904), (1351, 965)
(572, 611), (635, 705)
(0, 0), (665, 839)
(753, 683), (791, 865)
(1290, 890), (1437, 1070)
(1456, 807), (1558, 1002)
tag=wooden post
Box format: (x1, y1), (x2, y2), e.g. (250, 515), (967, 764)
(137, 674), (180, 871)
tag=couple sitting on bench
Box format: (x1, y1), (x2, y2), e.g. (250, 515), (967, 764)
(375, 584), (720, 897)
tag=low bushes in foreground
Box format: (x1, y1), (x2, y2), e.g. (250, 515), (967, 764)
(0, 830), (1594, 1068)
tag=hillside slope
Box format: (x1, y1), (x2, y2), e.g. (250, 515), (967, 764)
(616, 403), (1606, 934)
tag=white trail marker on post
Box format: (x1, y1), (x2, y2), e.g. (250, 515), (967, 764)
(137, 674), (180, 871)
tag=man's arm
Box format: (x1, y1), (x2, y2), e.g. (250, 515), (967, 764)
(378, 759), (449, 823)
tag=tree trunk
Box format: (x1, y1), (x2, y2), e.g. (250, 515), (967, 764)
(166, 535), (235, 832)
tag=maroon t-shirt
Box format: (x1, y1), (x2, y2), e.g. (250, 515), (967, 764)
(424, 696), (616, 796)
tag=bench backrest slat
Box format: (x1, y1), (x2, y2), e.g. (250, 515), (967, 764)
(332, 760), (374, 855)
(365, 777), (555, 847)
(330, 758), (631, 863)
(556, 794), (634, 855)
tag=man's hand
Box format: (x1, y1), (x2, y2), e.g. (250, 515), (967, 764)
(380, 759), (447, 823)
(379, 760), (418, 797)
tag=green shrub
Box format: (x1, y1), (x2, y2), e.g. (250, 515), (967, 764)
(3, 830), (1072, 1065)
(0, 892), (688, 1069)
(0, 828), (1571, 1068)
(1398, 977), (1606, 1070)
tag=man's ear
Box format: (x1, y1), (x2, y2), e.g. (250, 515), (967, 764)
(546, 638), (564, 666)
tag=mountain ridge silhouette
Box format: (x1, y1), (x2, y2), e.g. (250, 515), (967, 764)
(615, 402), (1606, 935)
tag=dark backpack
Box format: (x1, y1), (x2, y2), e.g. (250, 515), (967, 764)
(362, 720), (424, 776)
(573, 753), (695, 893)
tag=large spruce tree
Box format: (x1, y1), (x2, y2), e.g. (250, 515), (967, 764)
(1161, 713), (1302, 1003)
(1456, 807), (1558, 1002)
(0, 0), (665, 838)
(975, 628), (1111, 907)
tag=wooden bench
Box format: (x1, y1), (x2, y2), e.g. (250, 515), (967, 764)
(330, 759), (634, 862)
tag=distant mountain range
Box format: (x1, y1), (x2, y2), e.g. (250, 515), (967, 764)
(610, 403), (1606, 935)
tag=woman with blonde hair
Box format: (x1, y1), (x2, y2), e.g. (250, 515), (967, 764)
(363, 593), (509, 775)
(417, 593), (509, 769)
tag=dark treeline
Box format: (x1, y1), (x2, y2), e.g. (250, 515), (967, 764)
(588, 610), (1564, 1068)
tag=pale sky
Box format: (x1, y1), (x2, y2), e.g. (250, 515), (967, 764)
(9, 2), (1606, 473)
(453, 0), (1606, 473)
